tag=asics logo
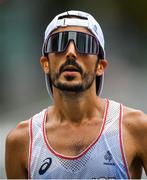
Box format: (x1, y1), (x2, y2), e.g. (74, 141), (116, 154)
(39, 157), (52, 175)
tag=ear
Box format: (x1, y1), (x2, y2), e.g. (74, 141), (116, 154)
(40, 56), (49, 74)
(96, 59), (108, 76)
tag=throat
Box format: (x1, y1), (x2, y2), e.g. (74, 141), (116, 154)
(56, 96), (99, 123)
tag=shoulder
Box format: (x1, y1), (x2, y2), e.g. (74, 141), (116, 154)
(6, 119), (30, 148)
(123, 106), (147, 134)
(123, 106), (147, 151)
(6, 120), (30, 165)
(5, 119), (30, 177)
(6, 107), (50, 146)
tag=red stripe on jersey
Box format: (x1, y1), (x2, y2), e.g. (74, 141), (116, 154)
(119, 104), (130, 179)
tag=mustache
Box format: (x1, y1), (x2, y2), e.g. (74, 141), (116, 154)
(59, 59), (83, 75)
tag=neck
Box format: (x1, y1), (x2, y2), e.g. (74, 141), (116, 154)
(52, 87), (105, 123)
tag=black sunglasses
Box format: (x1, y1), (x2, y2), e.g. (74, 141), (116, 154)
(44, 31), (99, 55)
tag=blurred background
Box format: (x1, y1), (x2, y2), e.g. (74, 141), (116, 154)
(0, 0), (147, 178)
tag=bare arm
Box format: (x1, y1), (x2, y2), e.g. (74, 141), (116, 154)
(5, 120), (29, 179)
(137, 112), (147, 175)
(123, 107), (147, 177)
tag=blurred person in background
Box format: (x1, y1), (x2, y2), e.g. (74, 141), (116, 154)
(5, 10), (147, 179)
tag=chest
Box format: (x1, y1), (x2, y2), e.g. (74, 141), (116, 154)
(45, 122), (102, 156)
(31, 120), (130, 179)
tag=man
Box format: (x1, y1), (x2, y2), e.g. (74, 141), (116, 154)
(5, 10), (147, 179)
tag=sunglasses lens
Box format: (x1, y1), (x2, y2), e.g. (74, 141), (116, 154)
(60, 32), (68, 52)
(45, 31), (99, 54)
(76, 33), (98, 54)
(46, 33), (58, 52)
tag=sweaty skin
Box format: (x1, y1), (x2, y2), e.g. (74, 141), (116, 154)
(5, 26), (147, 179)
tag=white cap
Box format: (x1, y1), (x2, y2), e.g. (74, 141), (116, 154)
(42, 10), (105, 100)
(42, 10), (105, 57)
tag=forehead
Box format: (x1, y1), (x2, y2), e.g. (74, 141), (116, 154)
(51, 26), (93, 35)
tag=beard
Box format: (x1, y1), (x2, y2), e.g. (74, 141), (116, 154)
(51, 72), (95, 92)
(49, 58), (98, 93)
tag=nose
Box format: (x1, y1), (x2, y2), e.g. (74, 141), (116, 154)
(65, 41), (77, 59)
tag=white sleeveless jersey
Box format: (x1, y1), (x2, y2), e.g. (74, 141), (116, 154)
(28, 99), (130, 179)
